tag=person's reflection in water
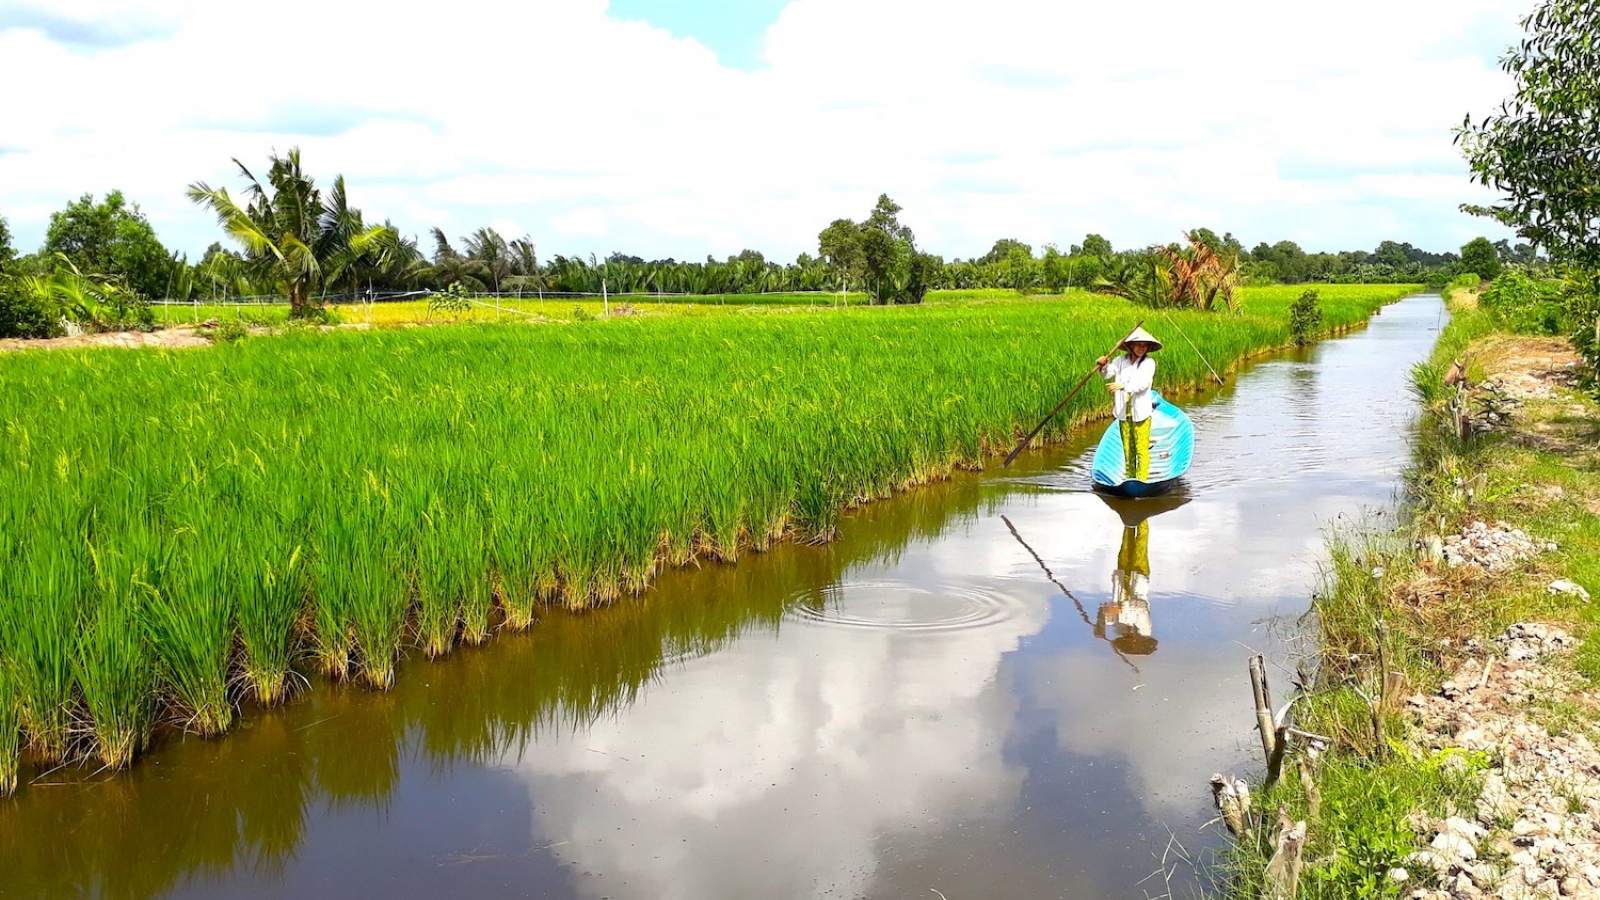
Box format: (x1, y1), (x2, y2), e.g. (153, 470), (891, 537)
(1095, 520), (1157, 656)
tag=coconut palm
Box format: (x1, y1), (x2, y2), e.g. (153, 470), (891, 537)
(462, 227), (513, 293)
(188, 150), (389, 318)
(430, 228), (490, 291)
(1157, 232), (1241, 311)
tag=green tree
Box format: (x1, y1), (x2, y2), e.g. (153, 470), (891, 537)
(1457, 0), (1600, 266)
(0, 208), (15, 271)
(43, 191), (171, 298)
(1080, 234), (1113, 258)
(189, 149), (390, 317)
(818, 218), (865, 296)
(980, 238), (1032, 265)
(1459, 236), (1503, 281)
(1252, 240), (1309, 283)
(1040, 245), (1068, 293)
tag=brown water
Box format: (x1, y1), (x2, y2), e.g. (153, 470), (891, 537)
(0, 295), (1445, 900)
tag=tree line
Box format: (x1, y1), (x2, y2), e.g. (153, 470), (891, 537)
(0, 151), (1526, 338)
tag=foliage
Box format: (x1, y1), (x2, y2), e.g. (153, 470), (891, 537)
(815, 195), (931, 304)
(0, 277), (63, 339)
(1478, 269), (1563, 335)
(1458, 236), (1503, 281)
(8, 254), (153, 332)
(43, 191), (172, 299)
(1290, 288), (1323, 346)
(211, 318), (249, 344)
(1094, 232), (1241, 311)
(1441, 272), (1480, 302)
(1457, 0), (1600, 267)
(188, 149), (392, 318)
(0, 208), (14, 271)
(427, 281), (473, 317)
(1158, 232), (1241, 310)
(1561, 268), (1600, 383)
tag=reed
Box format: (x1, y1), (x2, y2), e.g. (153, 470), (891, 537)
(0, 285), (1418, 787)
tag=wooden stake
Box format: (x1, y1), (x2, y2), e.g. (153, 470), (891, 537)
(1250, 655), (1277, 764)
(1262, 805), (1307, 900)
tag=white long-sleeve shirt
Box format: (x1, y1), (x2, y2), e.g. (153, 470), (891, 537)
(1103, 354), (1156, 422)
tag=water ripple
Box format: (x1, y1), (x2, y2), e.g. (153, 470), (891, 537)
(787, 580), (1028, 634)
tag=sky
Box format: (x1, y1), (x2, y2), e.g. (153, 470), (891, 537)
(0, 0), (1532, 263)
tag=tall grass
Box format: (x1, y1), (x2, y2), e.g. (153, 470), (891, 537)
(0, 285), (1415, 791)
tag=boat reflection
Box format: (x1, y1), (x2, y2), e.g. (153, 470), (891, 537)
(1002, 487), (1189, 666)
(1092, 488), (1189, 657)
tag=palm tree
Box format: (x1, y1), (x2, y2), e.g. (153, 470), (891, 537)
(187, 149), (389, 318)
(462, 227), (513, 293)
(429, 228), (489, 291)
(1157, 232), (1241, 311)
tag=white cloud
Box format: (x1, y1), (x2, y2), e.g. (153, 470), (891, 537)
(0, 0), (1530, 261)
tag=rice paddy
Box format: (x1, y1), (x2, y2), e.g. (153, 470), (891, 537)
(0, 285), (1417, 793)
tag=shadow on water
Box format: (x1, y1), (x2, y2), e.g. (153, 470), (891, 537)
(0, 296), (1448, 900)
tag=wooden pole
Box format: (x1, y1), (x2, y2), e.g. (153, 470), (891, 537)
(1002, 320), (1145, 468)
(1250, 655), (1277, 764)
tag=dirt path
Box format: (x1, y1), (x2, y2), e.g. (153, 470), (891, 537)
(0, 328), (212, 353)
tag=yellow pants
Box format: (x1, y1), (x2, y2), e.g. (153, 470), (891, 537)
(1119, 417), (1152, 481)
(1117, 521), (1150, 576)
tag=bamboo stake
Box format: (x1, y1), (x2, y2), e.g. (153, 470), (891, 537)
(1250, 655), (1277, 764)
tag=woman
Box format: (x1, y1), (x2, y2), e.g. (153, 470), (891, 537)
(1096, 327), (1162, 481)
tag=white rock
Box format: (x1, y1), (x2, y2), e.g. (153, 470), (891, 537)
(1448, 815), (1490, 841)
(1548, 580), (1590, 602)
(1435, 831), (1480, 861)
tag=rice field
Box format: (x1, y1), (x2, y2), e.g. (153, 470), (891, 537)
(149, 292), (876, 329)
(0, 284), (1418, 792)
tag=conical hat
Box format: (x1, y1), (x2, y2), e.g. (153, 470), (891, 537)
(1119, 326), (1163, 352)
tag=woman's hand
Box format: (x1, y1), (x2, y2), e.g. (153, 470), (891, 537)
(1096, 356), (1109, 369)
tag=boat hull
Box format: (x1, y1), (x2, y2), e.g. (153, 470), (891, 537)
(1091, 391), (1193, 497)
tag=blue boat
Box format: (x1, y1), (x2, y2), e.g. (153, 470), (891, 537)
(1091, 390), (1194, 497)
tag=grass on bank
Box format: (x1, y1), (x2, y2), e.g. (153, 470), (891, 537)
(1219, 294), (1600, 899)
(0, 285), (1417, 792)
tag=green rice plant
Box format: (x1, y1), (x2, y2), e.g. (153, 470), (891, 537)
(311, 527), (357, 682)
(3, 522), (84, 763)
(0, 660), (18, 796)
(487, 483), (559, 631)
(76, 535), (159, 770)
(145, 527), (236, 736)
(336, 485), (411, 690)
(240, 542), (306, 705)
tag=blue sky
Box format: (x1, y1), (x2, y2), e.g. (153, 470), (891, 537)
(0, 0), (1529, 263)
(607, 0), (789, 70)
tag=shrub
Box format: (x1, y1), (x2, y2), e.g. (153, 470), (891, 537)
(1562, 269), (1600, 385)
(1442, 273), (1481, 302)
(1479, 270), (1563, 334)
(0, 278), (62, 339)
(1289, 288), (1322, 346)
(427, 282), (472, 318)
(212, 318), (249, 344)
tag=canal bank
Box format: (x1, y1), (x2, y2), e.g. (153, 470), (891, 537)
(1219, 294), (1600, 899)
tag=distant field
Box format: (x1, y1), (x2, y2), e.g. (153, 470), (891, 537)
(148, 284), (1341, 329)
